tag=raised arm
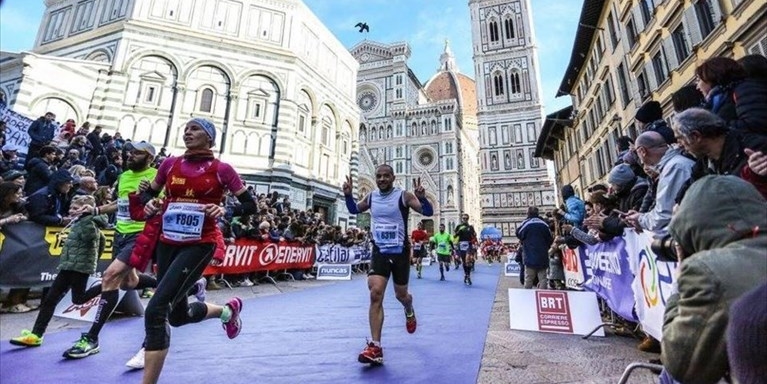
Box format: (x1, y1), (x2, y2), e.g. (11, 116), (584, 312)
(343, 174), (371, 214)
(404, 177), (433, 216)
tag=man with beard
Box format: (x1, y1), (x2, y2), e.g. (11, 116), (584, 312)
(63, 142), (205, 364)
(343, 165), (433, 365)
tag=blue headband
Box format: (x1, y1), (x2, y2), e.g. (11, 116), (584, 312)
(189, 118), (216, 146)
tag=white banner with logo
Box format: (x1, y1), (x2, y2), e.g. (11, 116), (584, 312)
(504, 262), (521, 277)
(508, 288), (603, 336)
(314, 244), (371, 266)
(625, 230), (678, 341)
(316, 264), (352, 280)
(53, 277), (144, 321)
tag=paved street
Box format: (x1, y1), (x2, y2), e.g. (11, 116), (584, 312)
(1, 268), (658, 383)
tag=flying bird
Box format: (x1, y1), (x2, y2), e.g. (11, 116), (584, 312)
(355, 22), (370, 33)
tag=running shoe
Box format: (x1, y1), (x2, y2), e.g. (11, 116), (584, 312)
(357, 341), (383, 365)
(63, 333), (100, 359)
(125, 347), (145, 369)
(222, 297), (243, 339)
(464, 276), (469, 285)
(9, 330), (42, 347)
(405, 307), (417, 334)
(140, 288), (154, 298)
(467, 276), (473, 286)
(440, 275), (445, 281)
(193, 277), (207, 302)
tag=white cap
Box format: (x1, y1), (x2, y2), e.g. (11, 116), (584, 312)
(2, 144), (18, 152)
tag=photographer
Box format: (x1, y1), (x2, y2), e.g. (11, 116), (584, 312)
(661, 175), (766, 384)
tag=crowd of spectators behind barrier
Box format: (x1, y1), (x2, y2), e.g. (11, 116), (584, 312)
(0, 113), (370, 307)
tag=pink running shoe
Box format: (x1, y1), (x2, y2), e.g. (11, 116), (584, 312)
(222, 297), (243, 339)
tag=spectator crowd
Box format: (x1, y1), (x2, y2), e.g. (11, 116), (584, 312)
(0, 112), (369, 310)
(514, 54), (767, 384)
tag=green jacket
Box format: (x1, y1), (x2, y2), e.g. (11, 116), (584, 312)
(58, 214), (108, 275)
(662, 176), (767, 384)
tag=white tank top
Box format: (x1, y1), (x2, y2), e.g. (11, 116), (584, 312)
(369, 187), (408, 254)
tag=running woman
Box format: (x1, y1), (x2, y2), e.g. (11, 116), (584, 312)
(454, 214), (478, 285)
(343, 165), (433, 365)
(138, 118), (258, 384)
(410, 221), (429, 279)
(430, 224), (454, 281)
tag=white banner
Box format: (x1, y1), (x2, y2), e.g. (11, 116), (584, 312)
(316, 264), (352, 280)
(508, 288), (604, 336)
(625, 230), (678, 341)
(0, 105), (35, 155)
(53, 277), (144, 321)
(314, 243), (371, 266)
(504, 262), (521, 277)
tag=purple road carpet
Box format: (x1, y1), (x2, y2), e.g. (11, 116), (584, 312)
(1, 264), (500, 384)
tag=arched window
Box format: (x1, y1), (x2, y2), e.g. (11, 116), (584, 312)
(489, 20), (499, 42)
(504, 17), (515, 39)
(431, 120), (437, 134)
(411, 122), (417, 136)
(510, 73), (521, 94)
(493, 73), (505, 96)
(199, 88), (214, 113)
(371, 128), (377, 141)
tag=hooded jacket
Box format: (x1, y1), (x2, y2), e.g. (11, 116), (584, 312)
(662, 175), (767, 384)
(27, 170), (74, 226)
(59, 214), (108, 274)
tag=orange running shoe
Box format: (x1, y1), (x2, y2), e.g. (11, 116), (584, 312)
(405, 308), (417, 334)
(357, 341), (383, 365)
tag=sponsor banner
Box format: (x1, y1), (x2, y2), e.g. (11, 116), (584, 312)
(421, 257), (432, 266)
(53, 277), (144, 321)
(625, 229), (677, 341)
(506, 252), (517, 264)
(314, 243), (371, 266)
(0, 222), (316, 286)
(204, 239), (315, 275)
(504, 262), (521, 277)
(581, 235), (638, 322)
(316, 264), (352, 280)
(0, 222), (115, 288)
(508, 288), (603, 336)
(316, 244), (354, 264)
(562, 246), (588, 290)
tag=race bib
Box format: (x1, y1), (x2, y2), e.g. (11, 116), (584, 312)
(162, 202), (205, 242)
(373, 224), (399, 246)
(413, 243), (422, 251)
(459, 241), (470, 251)
(116, 198), (131, 222)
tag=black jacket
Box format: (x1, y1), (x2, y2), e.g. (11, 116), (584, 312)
(731, 78), (767, 135)
(24, 157), (53, 195)
(27, 172), (73, 226)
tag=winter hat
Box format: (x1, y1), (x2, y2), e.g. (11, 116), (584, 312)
(727, 282), (767, 384)
(635, 101), (663, 123)
(608, 164), (635, 187)
(189, 118), (216, 146)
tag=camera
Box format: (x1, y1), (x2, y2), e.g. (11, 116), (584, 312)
(650, 234), (678, 262)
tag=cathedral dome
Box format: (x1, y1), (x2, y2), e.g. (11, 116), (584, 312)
(424, 41), (477, 117)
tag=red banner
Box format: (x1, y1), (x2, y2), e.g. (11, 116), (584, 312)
(203, 239), (315, 275)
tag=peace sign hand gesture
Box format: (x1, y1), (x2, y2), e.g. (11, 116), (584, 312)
(342, 174), (354, 196)
(412, 177), (426, 199)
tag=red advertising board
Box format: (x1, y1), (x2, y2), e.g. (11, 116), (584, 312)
(203, 239), (315, 275)
(535, 291), (574, 333)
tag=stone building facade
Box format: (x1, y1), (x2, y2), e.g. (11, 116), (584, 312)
(0, 0), (360, 225)
(469, 0), (556, 241)
(537, 0), (766, 196)
(351, 40), (481, 233)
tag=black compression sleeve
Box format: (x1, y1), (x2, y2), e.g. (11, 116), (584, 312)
(230, 192), (258, 217)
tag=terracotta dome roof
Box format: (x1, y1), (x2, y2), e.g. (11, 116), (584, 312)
(425, 71), (477, 117)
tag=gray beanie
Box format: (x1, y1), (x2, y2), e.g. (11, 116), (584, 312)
(608, 164), (635, 187)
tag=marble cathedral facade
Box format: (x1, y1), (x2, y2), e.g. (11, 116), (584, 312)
(469, 0), (556, 241)
(0, 0), (360, 225)
(351, 40), (481, 233)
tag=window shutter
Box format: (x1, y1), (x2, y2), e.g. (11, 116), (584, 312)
(644, 62), (657, 92)
(632, 5), (646, 32)
(709, 0), (724, 25)
(683, 5), (703, 47)
(661, 36), (679, 70)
